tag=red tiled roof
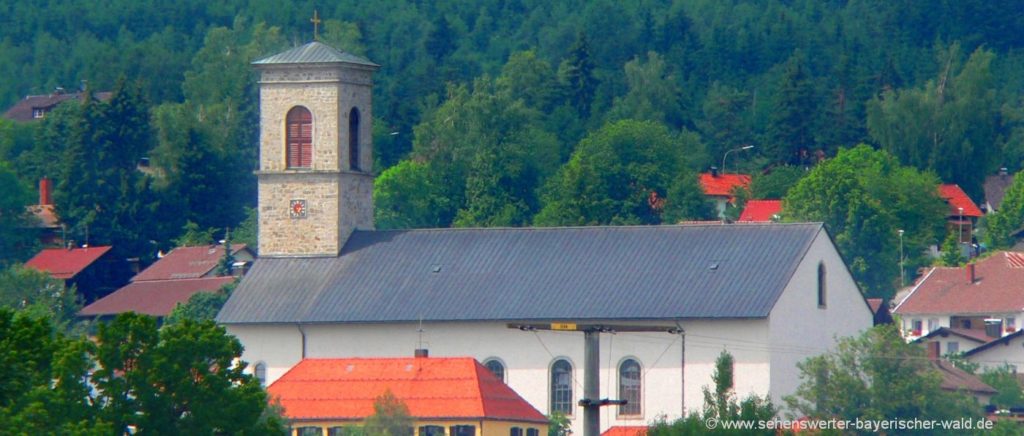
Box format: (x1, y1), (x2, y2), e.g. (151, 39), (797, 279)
(3, 91), (112, 122)
(699, 173), (751, 198)
(268, 357), (547, 423)
(25, 246), (113, 280)
(931, 359), (997, 395)
(78, 276), (235, 317)
(601, 427), (648, 436)
(738, 200), (782, 222)
(939, 184), (983, 218)
(894, 252), (1024, 315)
(132, 244), (248, 281)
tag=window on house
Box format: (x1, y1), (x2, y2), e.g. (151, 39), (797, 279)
(526, 429), (539, 436)
(618, 358), (642, 416)
(1008, 317), (1017, 333)
(327, 427), (351, 436)
(510, 427), (524, 436)
(947, 341), (959, 354)
(287, 106), (313, 169)
(927, 318), (938, 334)
(961, 319), (972, 329)
(254, 362), (266, 386)
(911, 319), (923, 335)
(420, 426), (445, 436)
(551, 359), (573, 415)
(450, 425), (476, 436)
(298, 427), (324, 436)
(349, 107), (361, 171)
(483, 358), (505, 383)
(817, 263), (826, 308)
(32, 108), (45, 118)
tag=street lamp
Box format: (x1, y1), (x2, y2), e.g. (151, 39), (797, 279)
(958, 207), (964, 244)
(722, 145), (755, 174)
(898, 229), (905, 288)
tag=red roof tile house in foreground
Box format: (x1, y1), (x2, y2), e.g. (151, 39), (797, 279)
(938, 184), (983, 243)
(894, 252), (1024, 347)
(698, 171), (751, 218)
(268, 356), (548, 436)
(25, 245), (125, 302)
(79, 244), (253, 319)
(738, 200), (782, 222)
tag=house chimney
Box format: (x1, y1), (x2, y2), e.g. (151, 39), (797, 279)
(39, 177), (52, 205)
(710, 166), (719, 177)
(966, 263), (975, 284)
(414, 349), (429, 358)
(926, 341), (940, 361)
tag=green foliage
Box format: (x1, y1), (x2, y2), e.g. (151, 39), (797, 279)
(984, 168), (1024, 248)
(164, 281), (235, 325)
(559, 32), (598, 119)
(940, 232), (964, 266)
(364, 389), (413, 436)
(173, 221), (215, 247)
(0, 162), (38, 266)
(216, 229), (235, 276)
(547, 412), (571, 436)
(750, 166), (806, 200)
(374, 160), (451, 230)
(647, 350), (775, 436)
(768, 50), (819, 166)
(0, 264), (80, 330)
(536, 120), (712, 226)
(784, 145), (947, 299)
(232, 207), (259, 253)
(606, 51), (684, 127)
(867, 44), (1001, 199)
(785, 324), (982, 431)
(981, 365), (1024, 409)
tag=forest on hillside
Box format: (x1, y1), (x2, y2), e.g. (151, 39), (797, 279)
(3, 0), (1024, 297)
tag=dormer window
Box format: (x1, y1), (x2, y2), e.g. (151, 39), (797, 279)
(286, 106), (313, 169)
(32, 108), (45, 119)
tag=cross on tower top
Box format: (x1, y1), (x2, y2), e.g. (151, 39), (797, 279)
(311, 10), (321, 41)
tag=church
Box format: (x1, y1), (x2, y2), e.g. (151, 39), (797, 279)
(217, 41), (874, 433)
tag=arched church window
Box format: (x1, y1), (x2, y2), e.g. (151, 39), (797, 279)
(618, 358), (641, 416)
(287, 106), (313, 169)
(550, 359), (573, 415)
(349, 107), (360, 171)
(483, 358), (505, 382)
(254, 361), (267, 386)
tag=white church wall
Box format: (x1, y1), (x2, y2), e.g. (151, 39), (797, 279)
(768, 230), (874, 410)
(291, 318), (770, 433)
(228, 324), (304, 386)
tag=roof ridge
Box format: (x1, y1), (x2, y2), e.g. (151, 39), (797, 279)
(358, 222), (824, 234)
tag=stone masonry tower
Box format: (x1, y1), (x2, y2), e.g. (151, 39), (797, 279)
(253, 42), (379, 257)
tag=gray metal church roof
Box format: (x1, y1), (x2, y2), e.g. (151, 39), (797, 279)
(217, 223), (825, 324)
(253, 41), (378, 67)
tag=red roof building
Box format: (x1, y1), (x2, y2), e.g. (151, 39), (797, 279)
(78, 243), (252, 319)
(738, 200), (782, 222)
(268, 356), (547, 436)
(699, 172), (752, 218)
(939, 184), (983, 244)
(601, 426), (648, 436)
(894, 252), (1024, 342)
(25, 245), (125, 302)
(132, 244), (252, 281)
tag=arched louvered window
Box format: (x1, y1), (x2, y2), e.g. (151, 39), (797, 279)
(484, 358), (506, 383)
(550, 359), (573, 415)
(618, 358), (641, 416)
(254, 362), (266, 386)
(349, 107), (361, 171)
(287, 106), (313, 169)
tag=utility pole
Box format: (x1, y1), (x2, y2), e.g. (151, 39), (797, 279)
(510, 322), (683, 436)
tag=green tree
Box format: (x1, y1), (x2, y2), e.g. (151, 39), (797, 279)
(768, 50), (819, 165)
(981, 365), (1024, 409)
(0, 265), (79, 330)
(784, 145), (946, 298)
(866, 45), (1000, 198)
(216, 229), (235, 276)
(940, 231), (964, 266)
(173, 221), (216, 247)
(0, 162), (38, 266)
(749, 165), (806, 199)
(364, 389), (413, 436)
(164, 283), (234, 325)
(984, 168), (1024, 248)
(374, 160), (451, 230)
(558, 32), (598, 119)
(535, 120), (711, 226)
(606, 51), (684, 127)
(785, 324), (982, 431)
(697, 83), (754, 170)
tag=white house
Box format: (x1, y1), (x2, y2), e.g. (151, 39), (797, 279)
(217, 41), (874, 435)
(894, 252), (1024, 346)
(964, 330), (1024, 373)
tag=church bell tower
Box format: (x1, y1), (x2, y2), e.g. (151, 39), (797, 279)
(253, 41), (379, 257)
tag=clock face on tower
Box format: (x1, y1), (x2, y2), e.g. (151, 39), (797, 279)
(289, 199), (307, 219)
